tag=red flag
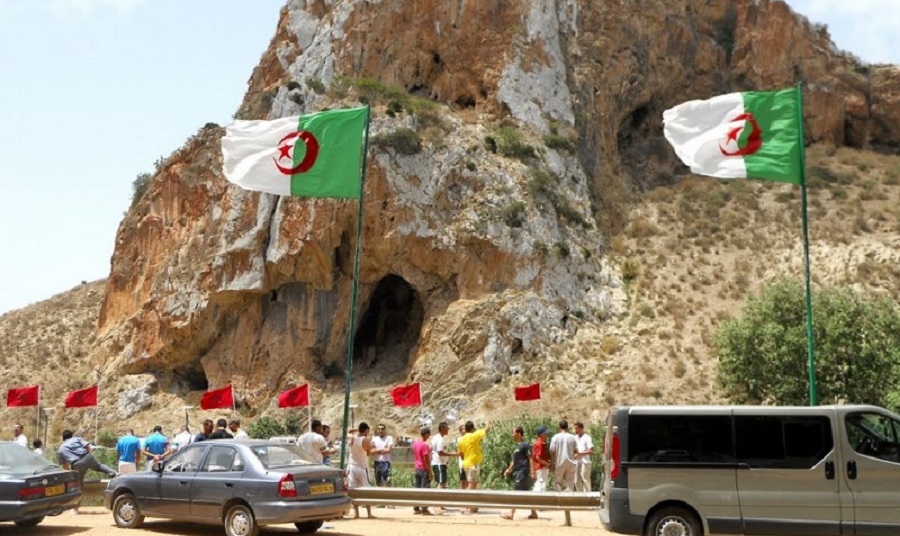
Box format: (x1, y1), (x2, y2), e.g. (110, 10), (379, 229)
(278, 384), (310, 408)
(390, 383), (421, 407)
(200, 385), (234, 410)
(7, 385), (39, 407)
(65, 385), (98, 408)
(514, 382), (541, 401)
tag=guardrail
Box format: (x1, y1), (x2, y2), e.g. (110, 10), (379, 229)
(348, 487), (601, 526)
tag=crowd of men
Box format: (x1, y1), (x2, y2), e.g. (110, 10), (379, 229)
(328, 418), (595, 519)
(11, 416), (595, 520)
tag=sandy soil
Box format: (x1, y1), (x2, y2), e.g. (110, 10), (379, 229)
(11, 506), (610, 536)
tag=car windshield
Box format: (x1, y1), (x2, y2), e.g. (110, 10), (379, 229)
(248, 444), (316, 468)
(0, 443), (60, 474)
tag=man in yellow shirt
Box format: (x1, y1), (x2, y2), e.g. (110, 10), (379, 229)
(457, 420), (491, 514)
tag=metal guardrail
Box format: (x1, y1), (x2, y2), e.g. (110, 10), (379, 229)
(348, 487), (601, 526)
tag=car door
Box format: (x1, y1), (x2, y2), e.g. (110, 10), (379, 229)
(841, 409), (900, 535)
(191, 445), (243, 518)
(145, 445), (208, 517)
(733, 409), (842, 536)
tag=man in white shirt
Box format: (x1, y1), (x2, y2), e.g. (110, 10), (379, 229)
(229, 419), (249, 440)
(574, 421), (595, 491)
(370, 423), (394, 487)
(172, 425), (193, 450)
(297, 419), (332, 464)
(12, 424), (28, 448)
(347, 422), (375, 519)
(549, 420), (578, 491)
(430, 421), (457, 514)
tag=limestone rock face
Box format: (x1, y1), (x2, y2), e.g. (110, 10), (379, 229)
(93, 0), (899, 427)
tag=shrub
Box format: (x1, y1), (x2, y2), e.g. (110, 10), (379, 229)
(283, 413), (303, 436)
(286, 81), (301, 91)
(542, 133), (575, 153)
(306, 77), (326, 94)
(202, 122), (220, 130)
(370, 128), (421, 155)
(247, 416), (286, 439)
(716, 279), (900, 408)
(500, 201), (527, 228)
(554, 242), (570, 257)
(96, 429), (118, 448)
(494, 126), (536, 161)
(131, 172), (152, 208)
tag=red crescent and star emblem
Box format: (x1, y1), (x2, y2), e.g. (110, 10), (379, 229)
(719, 112), (763, 157)
(273, 130), (320, 175)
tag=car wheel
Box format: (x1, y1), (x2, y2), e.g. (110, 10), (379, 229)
(113, 493), (145, 529)
(295, 520), (324, 533)
(225, 504), (259, 536)
(645, 506), (702, 536)
(14, 516), (44, 527)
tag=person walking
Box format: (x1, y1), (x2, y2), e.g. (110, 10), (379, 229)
(346, 423), (375, 519)
(194, 419), (214, 442)
(58, 429), (117, 514)
(115, 429), (142, 475)
(208, 418), (234, 439)
(501, 426), (536, 520)
(370, 424), (394, 487)
(574, 421), (595, 492)
(549, 420), (578, 491)
(142, 425), (172, 470)
(457, 420), (491, 514)
(455, 424), (468, 490)
(297, 419), (332, 464)
(530, 425), (551, 519)
(412, 427), (433, 516)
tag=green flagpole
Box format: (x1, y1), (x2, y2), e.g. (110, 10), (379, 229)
(339, 106), (371, 469)
(796, 83), (818, 406)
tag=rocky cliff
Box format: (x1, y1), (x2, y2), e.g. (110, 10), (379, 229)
(81, 0), (900, 431)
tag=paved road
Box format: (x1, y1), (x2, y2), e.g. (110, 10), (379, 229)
(9, 506), (608, 536)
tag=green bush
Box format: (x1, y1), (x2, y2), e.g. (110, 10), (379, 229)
(542, 133), (575, 153)
(494, 126), (536, 161)
(371, 128), (421, 155)
(96, 429), (118, 448)
(306, 77), (326, 94)
(716, 279), (900, 408)
(130, 172), (152, 208)
(283, 413), (304, 436)
(247, 416), (286, 439)
(501, 201), (527, 228)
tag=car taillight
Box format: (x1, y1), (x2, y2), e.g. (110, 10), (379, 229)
(67, 481), (80, 492)
(610, 432), (621, 479)
(18, 486), (45, 500)
(278, 473), (297, 498)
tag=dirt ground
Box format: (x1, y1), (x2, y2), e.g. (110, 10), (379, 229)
(11, 506), (610, 536)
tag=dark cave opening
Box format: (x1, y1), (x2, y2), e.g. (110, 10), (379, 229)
(353, 274), (424, 380)
(173, 362), (209, 391)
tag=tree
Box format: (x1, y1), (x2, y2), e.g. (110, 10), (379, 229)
(717, 279), (900, 409)
(247, 416), (286, 439)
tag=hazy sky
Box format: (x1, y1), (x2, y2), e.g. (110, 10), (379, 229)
(0, 0), (897, 315)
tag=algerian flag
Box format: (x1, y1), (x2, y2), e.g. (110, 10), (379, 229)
(663, 87), (803, 185)
(222, 106), (369, 198)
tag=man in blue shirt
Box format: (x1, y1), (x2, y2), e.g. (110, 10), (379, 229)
(115, 429), (141, 474)
(141, 425), (172, 470)
(57, 429), (116, 514)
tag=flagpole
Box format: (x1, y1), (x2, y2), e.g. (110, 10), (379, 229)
(539, 383), (543, 419)
(231, 385), (236, 417)
(339, 106), (371, 471)
(796, 83), (818, 406)
(36, 385), (41, 442)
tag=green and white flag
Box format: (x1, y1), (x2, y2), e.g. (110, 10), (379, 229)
(663, 87), (803, 184)
(222, 107), (369, 198)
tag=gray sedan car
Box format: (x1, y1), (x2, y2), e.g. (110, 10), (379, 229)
(104, 439), (350, 536)
(0, 442), (81, 526)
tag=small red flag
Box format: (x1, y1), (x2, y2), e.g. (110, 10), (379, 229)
(514, 382), (541, 401)
(390, 383), (421, 407)
(278, 384), (310, 408)
(65, 385), (98, 408)
(201, 385), (234, 410)
(7, 385), (39, 407)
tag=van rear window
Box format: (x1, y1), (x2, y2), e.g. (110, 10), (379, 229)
(629, 415), (734, 463)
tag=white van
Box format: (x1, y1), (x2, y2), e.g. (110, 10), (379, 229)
(599, 405), (900, 536)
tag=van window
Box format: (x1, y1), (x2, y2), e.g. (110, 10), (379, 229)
(629, 415), (734, 463)
(846, 412), (900, 463)
(735, 416), (833, 468)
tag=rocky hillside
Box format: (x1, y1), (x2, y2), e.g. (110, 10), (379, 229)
(2, 0), (898, 438)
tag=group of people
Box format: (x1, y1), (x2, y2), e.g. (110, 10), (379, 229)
(335, 418), (595, 519)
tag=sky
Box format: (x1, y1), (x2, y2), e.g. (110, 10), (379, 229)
(0, 0), (898, 315)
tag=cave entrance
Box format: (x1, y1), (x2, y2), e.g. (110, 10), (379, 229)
(354, 275), (423, 382)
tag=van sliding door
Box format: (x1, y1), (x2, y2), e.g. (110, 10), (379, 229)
(733, 410), (840, 535)
(842, 411), (900, 535)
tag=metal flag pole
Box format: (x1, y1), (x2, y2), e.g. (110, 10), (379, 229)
(796, 83), (818, 406)
(339, 106), (371, 471)
(36, 385), (41, 443)
(231, 385), (237, 417)
(94, 385), (100, 445)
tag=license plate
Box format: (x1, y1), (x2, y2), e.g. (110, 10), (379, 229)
(45, 484), (65, 497)
(308, 482), (334, 495)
